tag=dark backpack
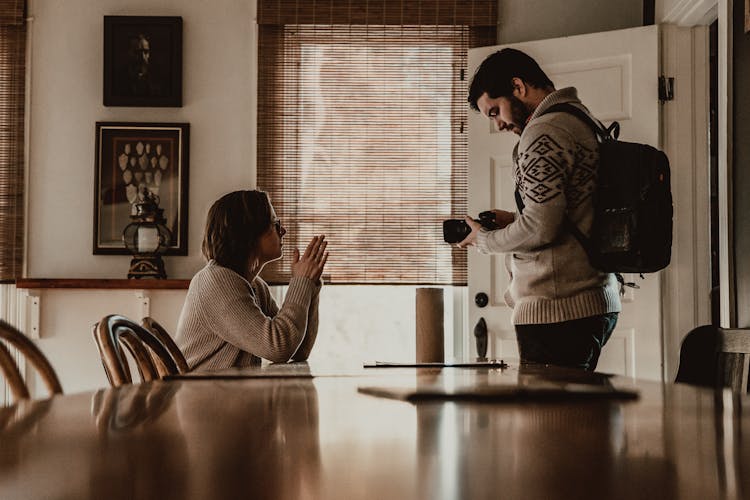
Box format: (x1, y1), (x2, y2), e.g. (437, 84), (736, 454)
(539, 102), (673, 274)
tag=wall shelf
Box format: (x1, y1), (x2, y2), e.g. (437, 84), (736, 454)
(15, 279), (190, 339)
(16, 279), (190, 290)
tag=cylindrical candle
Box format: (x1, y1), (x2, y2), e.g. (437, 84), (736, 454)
(416, 288), (444, 363)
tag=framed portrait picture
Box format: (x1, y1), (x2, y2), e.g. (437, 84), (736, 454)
(103, 16), (182, 107)
(94, 122), (189, 255)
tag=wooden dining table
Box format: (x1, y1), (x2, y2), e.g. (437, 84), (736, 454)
(1, 362), (748, 500)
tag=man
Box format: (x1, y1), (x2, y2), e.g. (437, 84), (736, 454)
(459, 48), (621, 371)
(125, 34), (157, 97)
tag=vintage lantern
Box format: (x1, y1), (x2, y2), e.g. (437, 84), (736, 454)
(122, 187), (172, 279)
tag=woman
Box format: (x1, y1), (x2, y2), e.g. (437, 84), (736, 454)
(176, 190), (328, 371)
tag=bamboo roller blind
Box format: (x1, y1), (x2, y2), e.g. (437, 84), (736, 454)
(257, 0), (496, 285)
(0, 0), (25, 281)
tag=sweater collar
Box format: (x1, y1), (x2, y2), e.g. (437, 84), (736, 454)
(528, 87), (581, 122)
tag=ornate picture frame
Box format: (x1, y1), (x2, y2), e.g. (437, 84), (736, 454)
(94, 122), (189, 255)
(103, 16), (183, 107)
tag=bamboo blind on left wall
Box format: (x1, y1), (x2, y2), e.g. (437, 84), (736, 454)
(0, 0), (25, 405)
(0, 0), (25, 281)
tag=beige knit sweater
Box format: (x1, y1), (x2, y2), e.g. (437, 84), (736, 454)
(175, 260), (320, 371)
(476, 87), (621, 325)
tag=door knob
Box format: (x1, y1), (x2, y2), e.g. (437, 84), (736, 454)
(474, 317), (488, 360)
(475, 292), (488, 308)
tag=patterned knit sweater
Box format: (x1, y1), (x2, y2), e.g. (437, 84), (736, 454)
(175, 260), (320, 371)
(476, 87), (621, 325)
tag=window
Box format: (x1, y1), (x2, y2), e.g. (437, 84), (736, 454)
(257, 1), (496, 285)
(257, 1), (496, 363)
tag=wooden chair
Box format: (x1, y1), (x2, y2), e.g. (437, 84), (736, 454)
(92, 314), (186, 387)
(0, 319), (63, 402)
(716, 328), (750, 393)
(140, 316), (189, 375)
(675, 325), (750, 392)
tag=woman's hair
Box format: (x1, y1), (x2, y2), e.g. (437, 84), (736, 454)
(202, 190), (273, 274)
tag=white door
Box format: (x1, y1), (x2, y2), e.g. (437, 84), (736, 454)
(467, 25), (663, 380)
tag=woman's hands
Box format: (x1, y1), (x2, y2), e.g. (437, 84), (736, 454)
(291, 235), (329, 282)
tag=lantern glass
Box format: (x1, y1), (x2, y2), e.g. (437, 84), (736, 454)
(123, 222), (171, 255)
(137, 226), (160, 253)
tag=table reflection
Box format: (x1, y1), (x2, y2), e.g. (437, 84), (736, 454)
(92, 381), (180, 432)
(175, 378), (321, 499)
(88, 383), (189, 499)
(0, 398), (54, 478)
(663, 385), (750, 499)
(0, 398), (52, 435)
(3, 365), (750, 500)
(408, 367), (677, 500)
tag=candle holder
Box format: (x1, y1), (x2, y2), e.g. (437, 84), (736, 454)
(122, 187), (172, 279)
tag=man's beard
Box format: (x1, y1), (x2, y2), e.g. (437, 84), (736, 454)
(508, 94), (531, 135)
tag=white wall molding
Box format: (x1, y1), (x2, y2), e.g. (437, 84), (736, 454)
(718, 0), (735, 327)
(658, 0), (718, 25)
(659, 24), (712, 380)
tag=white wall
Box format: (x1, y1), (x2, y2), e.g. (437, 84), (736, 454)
(497, 0), (642, 44)
(27, 0), (257, 279)
(24, 0), (257, 394)
(29, 289), (187, 393)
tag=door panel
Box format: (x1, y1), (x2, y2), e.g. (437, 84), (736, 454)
(467, 25), (663, 380)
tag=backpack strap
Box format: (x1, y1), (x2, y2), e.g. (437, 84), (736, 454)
(514, 187), (525, 213)
(542, 102), (618, 141)
(535, 102), (607, 251)
(516, 184), (595, 256)
(537, 103), (632, 292)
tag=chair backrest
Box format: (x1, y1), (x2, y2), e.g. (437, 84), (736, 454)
(716, 328), (750, 393)
(92, 314), (184, 387)
(0, 319), (63, 402)
(675, 325), (750, 393)
(140, 316), (189, 375)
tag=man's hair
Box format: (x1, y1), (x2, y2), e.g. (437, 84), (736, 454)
(202, 190), (273, 275)
(467, 48), (554, 111)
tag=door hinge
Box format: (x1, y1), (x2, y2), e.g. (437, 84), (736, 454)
(658, 76), (674, 103)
